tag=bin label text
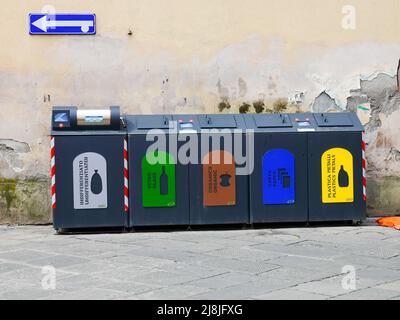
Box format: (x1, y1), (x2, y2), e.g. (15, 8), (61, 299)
(203, 150), (236, 207)
(321, 148), (354, 203)
(262, 149), (295, 205)
(142, 151), (176, 207)
(73, 152), (108, 210)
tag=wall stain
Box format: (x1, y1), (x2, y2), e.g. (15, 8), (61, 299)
(0, 178), (16, 212)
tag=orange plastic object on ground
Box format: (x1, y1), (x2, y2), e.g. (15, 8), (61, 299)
(376, 217), (400, 230)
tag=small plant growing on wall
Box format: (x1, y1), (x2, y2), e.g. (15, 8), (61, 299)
(273, 98), (288, 113)
(253, 100), (265, 113)
(218, 98), (231, 112)
(239, 103), (251, 114)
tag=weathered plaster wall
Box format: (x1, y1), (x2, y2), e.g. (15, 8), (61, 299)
(0, 0), (399, 222)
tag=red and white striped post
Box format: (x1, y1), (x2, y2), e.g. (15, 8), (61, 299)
(123, 137), (129, 212)
(50, 136), (56, 209)
(362, 131), (367, 201)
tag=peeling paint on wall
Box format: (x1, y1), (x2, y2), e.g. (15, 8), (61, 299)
(0, 139), (31, 178)
(343, 70), (400, 215)
(312, 91), (341, 113)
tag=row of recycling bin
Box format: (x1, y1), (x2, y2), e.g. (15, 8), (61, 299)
(51, 107), (366, 231)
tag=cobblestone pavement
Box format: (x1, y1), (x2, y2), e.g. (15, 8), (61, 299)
(0, 220), (399, 300)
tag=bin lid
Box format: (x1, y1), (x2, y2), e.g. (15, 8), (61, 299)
(198, 115), (237, 128)
(314, 113), (353, 127)
(253, 114), (293, 128)
(136, 115), (171, 129)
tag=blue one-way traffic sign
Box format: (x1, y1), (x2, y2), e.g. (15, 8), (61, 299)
(29, 14), (96, 35)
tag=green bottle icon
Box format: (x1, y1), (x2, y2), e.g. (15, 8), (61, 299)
(142, 151), (176, 207)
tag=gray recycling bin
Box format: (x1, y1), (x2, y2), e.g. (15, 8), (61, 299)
(51, 106), (128, 231)
(172, 114), (249, 225)
(51, 108), (365, 231)
(126, 115), (190, 226)
(308, 112), (366, 222)
(243, 113), (309, 223)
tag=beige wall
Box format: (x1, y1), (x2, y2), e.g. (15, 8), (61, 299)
(0, 0), (400, 221)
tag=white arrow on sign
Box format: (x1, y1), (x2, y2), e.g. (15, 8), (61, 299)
(32, 16), (94, 33)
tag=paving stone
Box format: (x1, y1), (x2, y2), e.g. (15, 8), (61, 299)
(196, 256), (280, 274)
(303, 236), (400, 258)
(42, 243), (136, 258)
(246, 276), (297, 293)
(134, 285), (211, 300)
(330, 287), (400, 300)
(0, 262), (28, 274)
(253, 242), (345, 259)
(253, 288), (330, 300)
(28, 254), (90, 268)
(381, 236), (400, 246)
(131, 270), (201, 286)
(375, 279), (400, 292)
(44, 288), (128, 300)
(95, 265), (153, 281)
(0, 279), (38, 293)
(190, 236), (260, 248)
(294, 275), (358, 297)
(333, 254), (400, 271)
(0, 265), (74, 284)
(354, 267), (400, 286)
(155, 262), (228, 279)
(97, 280), (160, 295)
(51, 274), (109, 292)
(125, 247), (211, 263)
(259, 266), (337, 284)
(0, 249), (56, 262)
(0, 241), (27, 252)
(189, 283), (278, 300)
(0, 286), (57, 300)
(60, 261), (131, 274)
(266, 255), (345, 272)
(95, 252), (175, 269)
(184, 272), (257, 290)
(133, 238), (226, 253)
(204, 246), (285, 261)
(232, 232), (302, 245)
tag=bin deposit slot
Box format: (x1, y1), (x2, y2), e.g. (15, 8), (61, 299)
(254, 114), (292, 128)
(137, 116), (170, 129)
(199, 115), (237, 128)
(314, 113), (353, 127)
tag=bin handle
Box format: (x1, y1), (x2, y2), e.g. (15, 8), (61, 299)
(120, 116), (127, 128)
(320, 113), (328, 123)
